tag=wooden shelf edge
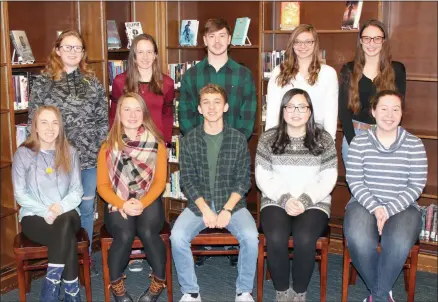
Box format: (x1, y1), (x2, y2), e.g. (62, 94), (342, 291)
(406, 76), (438, 82)
(0, 206), (17, 219)
(264, 29), (359, 34)
(14, 109), (28, 114)
(11, 63), (46, 69)
(108, 48), (130, 53)
(165, 197), (187, 203)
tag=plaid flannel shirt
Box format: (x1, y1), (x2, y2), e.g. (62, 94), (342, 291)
(178, 57), (257, 140)
(179, 124), (251, 216)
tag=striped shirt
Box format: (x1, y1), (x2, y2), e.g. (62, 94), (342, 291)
(346, 126), (428, 217)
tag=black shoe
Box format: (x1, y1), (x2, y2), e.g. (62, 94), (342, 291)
(136, 275), (166, 302)
(226, 246), (238, 267)
(194, 247), (211, 267)
(112, 291), (134, 302)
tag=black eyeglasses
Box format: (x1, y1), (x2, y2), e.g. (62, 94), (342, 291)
(360, 36), (384, 44)
(292, 40), (315, 47)
(284, 105), (309, 113)
(59, 45), (84, 53)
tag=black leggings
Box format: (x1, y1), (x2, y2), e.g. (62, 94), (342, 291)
(104, 199), (166, 281)
(21, 210), (81, 280)
(261, 206), (328, 293)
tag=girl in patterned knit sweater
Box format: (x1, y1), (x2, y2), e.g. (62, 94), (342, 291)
(344, 90), (427, 302)
(255, 88), (337, 302)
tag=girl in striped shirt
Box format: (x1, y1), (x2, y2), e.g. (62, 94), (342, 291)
(344, 90), (427, 302)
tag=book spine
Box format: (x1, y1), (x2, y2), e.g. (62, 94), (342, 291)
(425, 204), (435, 240)
(430, 206), (438, 241)
(419, 206), (427, 240)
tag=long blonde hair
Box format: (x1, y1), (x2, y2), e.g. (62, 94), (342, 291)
(348, 20), (396, 113)
(277, 24), (321, 87)
(107, 92), (163, 149)
(43, 29), (94, 81)
(22, 106), (72, 173)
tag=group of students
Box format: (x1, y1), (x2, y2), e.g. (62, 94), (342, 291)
(11, 17), (427, 302)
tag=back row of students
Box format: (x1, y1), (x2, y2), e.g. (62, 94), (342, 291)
(12, 17), (426, 302)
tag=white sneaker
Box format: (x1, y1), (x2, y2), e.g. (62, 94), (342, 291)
(235, 292), (254, 302)
(179, 293), (202, 302)
(389, 290), (395, 302)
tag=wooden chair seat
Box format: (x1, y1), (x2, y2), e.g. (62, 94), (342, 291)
(100, 222), (173, 302)
(257, 227), (330, 302)
(190, 228), (241, 253)
(342, 239), (420, 302)
(13, 227), (92, 302)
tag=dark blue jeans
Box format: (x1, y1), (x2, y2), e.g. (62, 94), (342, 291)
(344, 202), (421, 301)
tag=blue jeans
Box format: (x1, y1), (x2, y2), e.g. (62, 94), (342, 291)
(341, 120), (369, 164)
(171, 207), (259, 294)
(80, 168), (97, 253)
(344, 202), (421, 301)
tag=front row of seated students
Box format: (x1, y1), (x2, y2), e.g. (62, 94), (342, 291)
(12, 85), (427, 302)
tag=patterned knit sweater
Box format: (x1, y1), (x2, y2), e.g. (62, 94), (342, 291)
(255, 127), (338, 216)
(346, 126), (428, 217)
(28, 69), (108, 170)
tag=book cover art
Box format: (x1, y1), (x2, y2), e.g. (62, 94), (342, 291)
(280, 2), (300, 31)
(341, 1), (363, 30)
(231, 17), (251, 46)
(125, 22), (143, 49)
(107, 20), (122, 49)
(179, 20), (199, 46)
(10, 30), (35, 64)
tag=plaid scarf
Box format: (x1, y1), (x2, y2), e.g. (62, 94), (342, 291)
(107, 127), (158, 200)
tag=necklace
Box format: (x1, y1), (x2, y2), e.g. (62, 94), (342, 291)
(41, 151), (54, 174)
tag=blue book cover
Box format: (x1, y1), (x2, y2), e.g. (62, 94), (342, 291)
(179, 20), (199, 46)
(231, 17), (251, 46)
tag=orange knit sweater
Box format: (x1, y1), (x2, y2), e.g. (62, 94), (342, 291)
(97, 142), (167, 209)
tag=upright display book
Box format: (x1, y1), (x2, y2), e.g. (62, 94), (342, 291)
(10, 30), (35, 64)
(107, 20), (122, 49)
(280, 2), (300, 31)
(341, 1), (363, 30)
(179, 20), (199, 46)
(231, 17), (251, 46)
(125, 22), (143, 49)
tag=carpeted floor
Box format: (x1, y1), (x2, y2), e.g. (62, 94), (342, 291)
(1, 253), (437, 301)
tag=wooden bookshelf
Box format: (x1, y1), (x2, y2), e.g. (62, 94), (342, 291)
(10, 62), (45, 69)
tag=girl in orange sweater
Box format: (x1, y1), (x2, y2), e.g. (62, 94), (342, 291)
(97, 92), (167, 302)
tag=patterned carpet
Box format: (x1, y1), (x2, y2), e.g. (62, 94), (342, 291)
(1, 253), (437, 301)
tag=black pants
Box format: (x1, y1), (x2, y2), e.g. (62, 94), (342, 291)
(104, 199), (166, 281)
(21, 210), (81, 280)
(261, 206), (328, 293)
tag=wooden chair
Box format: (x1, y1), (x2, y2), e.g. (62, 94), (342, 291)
(13, 227), (92, 302)
(257, 227), (330, 302)
(100, 222), (173, 302)
(342, 239), (420, 302)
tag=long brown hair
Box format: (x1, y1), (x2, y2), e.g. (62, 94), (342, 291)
(22, 106), (72, 173)
(276, 24), (321, 87)
(348, 20), (396, 113)
(125, 34), (163, 95)
(42, 29), (94, 81)
(107, 92), (163, 150)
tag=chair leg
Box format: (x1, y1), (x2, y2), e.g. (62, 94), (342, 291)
(319, 243), (328, 302)
(16, 258), (27, 302)
(265, 269), (271, 281)
(101, 242), (112, 302)
(23, 260), (31, 294)
(82, 247), (92, 302)
(257, 236), (265, 302)
(164, 237), (173, 302)
(341, 246), (350, 302)
(350, 266), (358, 285)
(79, 262), (85, 287)
(407, 248), (419, 302)
(404, 268), (410, 292)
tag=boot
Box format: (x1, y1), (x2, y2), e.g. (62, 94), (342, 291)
(40, 278), (61, 302)
(110, 278), (134, 302)
(64, 292), (82, 302)
(64, 278), (81, 302)
(137, 274), (166, 302)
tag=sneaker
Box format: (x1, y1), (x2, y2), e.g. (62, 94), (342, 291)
(388, 290), (395, 302)
(235, 292), (254, 302)
(128, 259), (143, 272)
(275, 290), (289, 302)
(363, 296), (373, 302)
(90, 260), (99, 278)
(179, 293), (201, 302)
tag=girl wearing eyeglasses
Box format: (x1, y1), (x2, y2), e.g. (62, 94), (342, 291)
(266, 24), (338, 141)
(256, 88), (337, 302)
(110, 34), (175, 145)
(339, 20), (406, 164)
(28, 29), (108, 276)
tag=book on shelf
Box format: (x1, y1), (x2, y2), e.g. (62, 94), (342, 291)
(262, 50), (286, 79)
(108, 60), (128, 91)
(173, 98), (180, 128)
(231, 17), (251, 46)
(10, 30), (35, 64)
(168, 60), (200, 89)
(261, 95), (267, 123)
(168, 135), (180, 163)
(179, 20), (199, 46)
(107, 20), (122, 50)
(341, 1), (363, 30)
(12, 71), (37, 110)
(319, 49), (327, 64)
(15, 124), (28, 147)
(125, 22), (143, 49)
(163, 170), (187, 201)
(422, 204), (438, 242)
(280, 2), (300, 31)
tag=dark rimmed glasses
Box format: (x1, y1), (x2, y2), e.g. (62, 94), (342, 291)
(284, 105), (309, 113)
(59, 45), (84, 53)
(360, 36), (384, 44)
